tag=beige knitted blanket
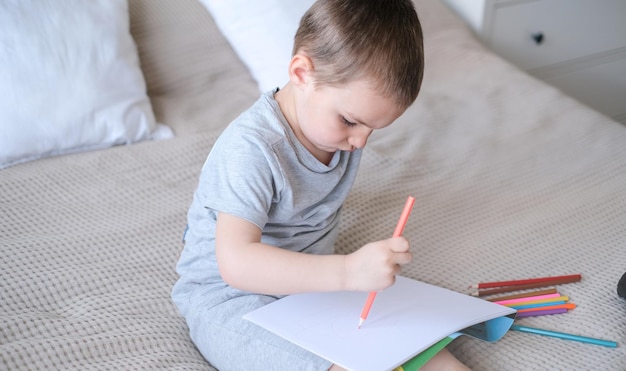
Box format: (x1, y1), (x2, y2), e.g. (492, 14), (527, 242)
(1, 0), (624, 369)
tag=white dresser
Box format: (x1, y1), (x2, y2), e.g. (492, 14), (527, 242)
(442, 0), (626, 125)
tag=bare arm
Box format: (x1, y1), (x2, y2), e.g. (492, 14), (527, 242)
(215, 212), (412, 295)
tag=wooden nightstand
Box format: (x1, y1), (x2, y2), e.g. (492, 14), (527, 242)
(442, 0), (626, 125)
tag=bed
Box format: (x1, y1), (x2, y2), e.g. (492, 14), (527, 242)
(1, 0), (624, 369)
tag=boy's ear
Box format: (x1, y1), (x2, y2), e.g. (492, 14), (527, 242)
(288, 53), (314, 88)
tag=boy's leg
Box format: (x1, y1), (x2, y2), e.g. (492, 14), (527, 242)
(186, 291), (332, 371)
(420, 349), (471, 371)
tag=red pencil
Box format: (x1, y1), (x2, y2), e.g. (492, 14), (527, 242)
(471, 276), (582, 297)
(358, 196), (415, 329)
(469, 274), (582, 289)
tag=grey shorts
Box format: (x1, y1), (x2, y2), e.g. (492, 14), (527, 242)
(185, 287), (332, 371)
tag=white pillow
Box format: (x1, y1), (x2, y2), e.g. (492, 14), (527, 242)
(199, 0), (315, 93)
(0, 0), (172, 169)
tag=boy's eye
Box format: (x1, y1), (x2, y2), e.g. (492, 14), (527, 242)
(341, 116), (357, 127)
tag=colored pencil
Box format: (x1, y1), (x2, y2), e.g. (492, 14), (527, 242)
(511, 301), (566, 310)
(515, 308), (568, 318)
(486, 288), (558, 302)
(471, 276), (581, 297)
(469, 274), (581, 289)
(494, 293), (561, 306)
(517, 303), (576, 313)
(358, 196), (415, 329)
(499, 295), (569, 307)
(510, 325), (618, 348)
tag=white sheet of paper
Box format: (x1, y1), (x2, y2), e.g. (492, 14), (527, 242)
(244, 276), (515, 371)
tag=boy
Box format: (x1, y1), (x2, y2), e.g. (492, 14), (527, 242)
(172, 0), (469, 369)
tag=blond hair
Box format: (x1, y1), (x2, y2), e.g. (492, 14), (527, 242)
(294, 0), (424, 108)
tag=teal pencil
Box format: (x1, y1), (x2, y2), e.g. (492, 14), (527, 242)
(511, 325), (618, 348)
(511, 301), (566, 310)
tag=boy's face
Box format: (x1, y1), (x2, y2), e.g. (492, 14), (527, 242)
(293, 78), (405, 163)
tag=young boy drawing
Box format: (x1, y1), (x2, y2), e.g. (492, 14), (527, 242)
(172, 0), (470, 369)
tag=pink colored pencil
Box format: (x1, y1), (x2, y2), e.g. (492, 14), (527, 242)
(486, 288), (558, 302)
(494, 293), (561, 306)
(358, 196), (415, 329)
(469, 274), (582, 289)
(516, 308), (568, 318)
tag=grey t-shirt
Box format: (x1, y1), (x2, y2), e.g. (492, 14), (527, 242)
(173, 91), (362, 309)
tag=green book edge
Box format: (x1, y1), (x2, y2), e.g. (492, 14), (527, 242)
(393, 336), (455, 371)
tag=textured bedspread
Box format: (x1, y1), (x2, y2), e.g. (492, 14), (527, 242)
(2, 0), (625, 369)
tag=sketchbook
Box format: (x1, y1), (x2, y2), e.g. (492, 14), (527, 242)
(244, 275), (516, 371)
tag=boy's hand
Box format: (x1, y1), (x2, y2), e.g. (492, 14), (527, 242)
(344, 237), (412, 292)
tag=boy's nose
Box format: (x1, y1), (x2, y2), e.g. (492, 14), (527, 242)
(349, 127), (373, 149)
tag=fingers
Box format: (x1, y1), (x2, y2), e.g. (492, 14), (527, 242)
(389, 236), (410, 253)
(394, 250), (413, 266)
(390, 237), (412, 265)
(345, 238), (413, 292)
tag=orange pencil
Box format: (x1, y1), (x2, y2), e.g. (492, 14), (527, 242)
(358, 196), (415, 329)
